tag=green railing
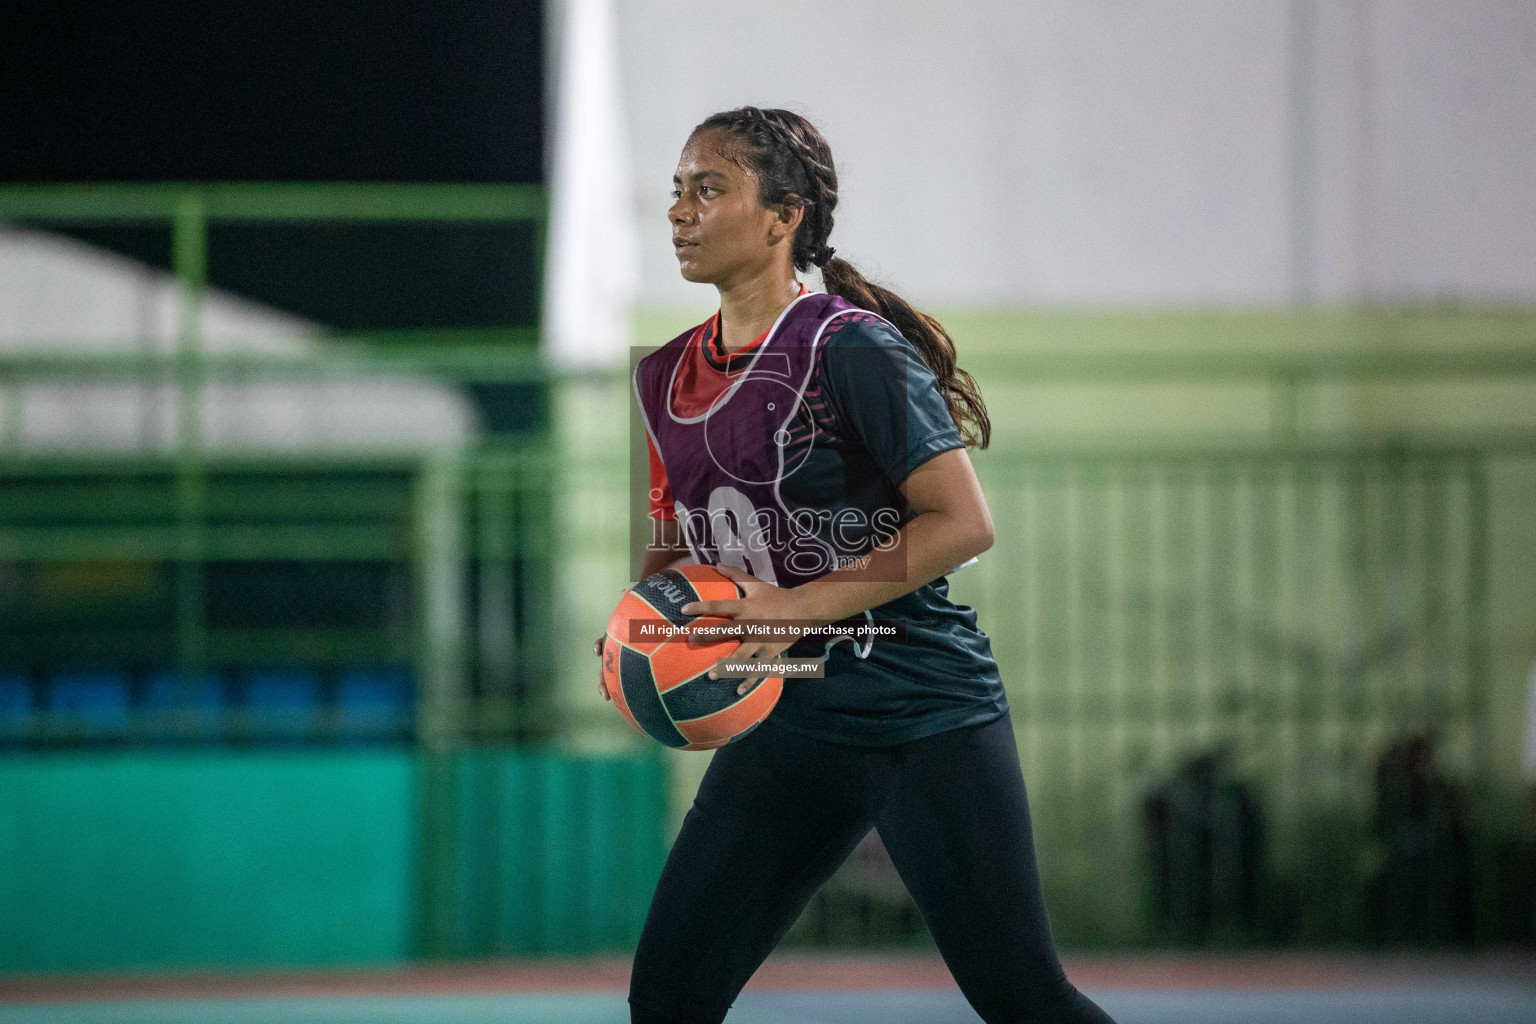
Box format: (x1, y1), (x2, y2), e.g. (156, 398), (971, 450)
(0, 448), (568, 742)
(965, 439), (1502, 945)
(0, 183), (637, 968)
(0, 183), (563, 752)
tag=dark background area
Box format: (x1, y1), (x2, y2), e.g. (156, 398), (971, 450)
(0, 1), (544, 183)
(0, 3), (550, 683)
(0, 1), (546, 333)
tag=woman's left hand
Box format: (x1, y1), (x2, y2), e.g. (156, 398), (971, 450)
(680, 564), (807, 695)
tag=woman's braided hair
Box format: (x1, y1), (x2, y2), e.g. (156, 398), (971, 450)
(693, 106), (991, 450)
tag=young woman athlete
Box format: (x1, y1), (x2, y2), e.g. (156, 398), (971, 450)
(594, 107), (1118, 1024)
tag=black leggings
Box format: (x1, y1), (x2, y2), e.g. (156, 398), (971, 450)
(629, 710), (1117, 1024)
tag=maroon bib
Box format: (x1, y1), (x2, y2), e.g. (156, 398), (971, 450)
(634, 292), (893, 655)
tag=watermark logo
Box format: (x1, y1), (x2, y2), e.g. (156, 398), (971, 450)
(630, 338), (915, 584)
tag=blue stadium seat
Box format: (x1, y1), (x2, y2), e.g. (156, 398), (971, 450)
(142, 671), (228, 737)
(336, 667), (415, 736)
(47, 671), (131, 737)
(0, 672), (33, 742)
(243, 669), (321, 737)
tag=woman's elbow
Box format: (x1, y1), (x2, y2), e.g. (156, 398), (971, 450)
(972, 525), (996, 557)
(959, 514), (994, 559)
(972, 504), (996, 554)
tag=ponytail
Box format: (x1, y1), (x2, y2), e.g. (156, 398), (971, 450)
(820, 257), (991, 449)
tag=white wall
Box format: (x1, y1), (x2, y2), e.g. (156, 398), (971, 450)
(614, 0), (1536, 308)
(0, 229), (477, 451)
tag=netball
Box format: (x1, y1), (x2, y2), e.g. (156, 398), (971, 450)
(604, 563), (783, 750)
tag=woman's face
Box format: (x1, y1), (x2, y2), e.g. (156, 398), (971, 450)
(669, 129), (798, 287)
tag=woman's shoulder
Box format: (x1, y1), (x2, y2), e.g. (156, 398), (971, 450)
(635, 316), (711, 375)
(820, 306), (913, 354)
(816, 308), (930, 397)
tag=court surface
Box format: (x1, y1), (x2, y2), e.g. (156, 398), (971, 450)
(3, 953), (1533, 1024)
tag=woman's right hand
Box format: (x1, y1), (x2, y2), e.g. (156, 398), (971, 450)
(594, 634), (610, 700)
(596, 584), (632, 701)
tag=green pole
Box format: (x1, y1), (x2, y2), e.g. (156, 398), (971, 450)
(1, 380), (18, 450)
(477, 467), (518, 737)
(1465, 456), (1495, 944)
(415, 451), (469, 751)
(414, 451), (469, 958)
(172, 191), (208, 700)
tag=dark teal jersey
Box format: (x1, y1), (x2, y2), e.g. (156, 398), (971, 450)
(637, 295), (1007, 747)
(769, 309), (1008, 746)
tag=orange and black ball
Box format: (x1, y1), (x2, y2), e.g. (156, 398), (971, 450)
(603, 564), (783, 750)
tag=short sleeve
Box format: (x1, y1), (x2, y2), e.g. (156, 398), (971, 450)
(647, 434), (675, 521)
(818, 314), (966, 487)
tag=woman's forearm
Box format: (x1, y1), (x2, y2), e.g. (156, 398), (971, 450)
(791, 510), (992, 628)
(638, 516), (693, 580)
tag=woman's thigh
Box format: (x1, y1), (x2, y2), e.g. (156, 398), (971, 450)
(630, 720), (874, 1024)
(872, 713), (1117, 1024)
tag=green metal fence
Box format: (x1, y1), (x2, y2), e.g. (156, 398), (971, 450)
(0, 183), (567, 748)
(0, 184), (668, 971)
(966, 440), (1501, 945)
(0, 448), (571, 741)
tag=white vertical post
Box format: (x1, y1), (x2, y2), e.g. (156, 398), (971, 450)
(541, 0), (639, 372)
